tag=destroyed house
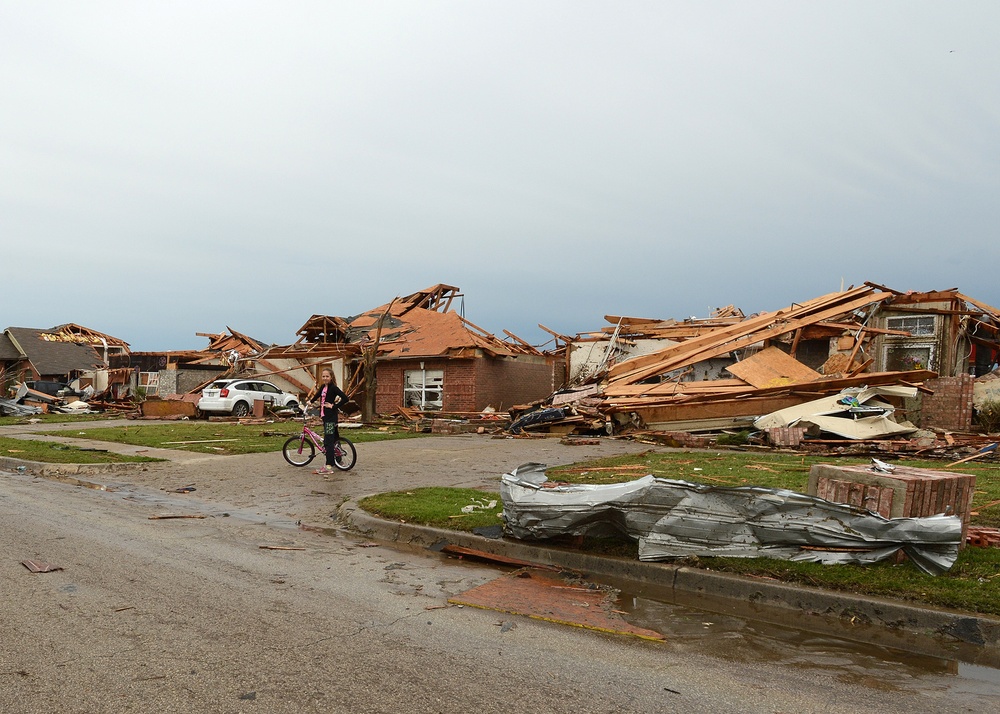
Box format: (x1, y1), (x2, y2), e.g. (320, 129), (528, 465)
(127, 327), (273, 398)
(297, 285), (561, 414)
(0, 325), (118, 385)
(519, 283), (1000, 436)
(867, 287), (1000, 377)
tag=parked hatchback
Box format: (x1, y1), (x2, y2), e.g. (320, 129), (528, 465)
(197, 379), (300, 417)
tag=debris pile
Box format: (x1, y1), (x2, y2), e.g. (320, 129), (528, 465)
(504, 285), (1000, 457)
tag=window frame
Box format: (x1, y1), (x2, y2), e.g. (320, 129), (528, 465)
(403, 368), (444, 411)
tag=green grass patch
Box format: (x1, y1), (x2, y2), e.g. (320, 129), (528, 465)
(0, 436), (161, 464)
(697, 549), (1000, 616)
(0, 413), (124, 426)
(362, 450), (1000, 616)
(360, 487), (504, 532)
(546, 450), (1000, 528)
(46, 422), (427, 455)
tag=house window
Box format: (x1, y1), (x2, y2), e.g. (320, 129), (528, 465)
(139, 372), (159, 396)
(885, 345), (933, 372)
(886, 316), (936, 337)
(403, 369), (443, 410)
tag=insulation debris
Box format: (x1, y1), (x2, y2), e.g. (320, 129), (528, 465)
(753, 385), (920, 440)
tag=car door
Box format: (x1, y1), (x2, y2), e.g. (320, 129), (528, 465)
(238, 381), (267, 406)
(256, 382), (281, 405)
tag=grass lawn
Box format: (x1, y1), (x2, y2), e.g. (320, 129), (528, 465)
(359, 449), (1000, 617)
(46, 421), (427, 455)
(0, 436), (162, 464)
(0, 413), (125, 426)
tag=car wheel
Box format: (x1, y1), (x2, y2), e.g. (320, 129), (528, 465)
(232, 401), (250, 417)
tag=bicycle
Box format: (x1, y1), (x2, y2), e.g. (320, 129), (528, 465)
(282, 405), (357, 471)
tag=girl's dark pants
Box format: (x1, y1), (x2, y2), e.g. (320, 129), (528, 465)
(323, 419), (339, 467)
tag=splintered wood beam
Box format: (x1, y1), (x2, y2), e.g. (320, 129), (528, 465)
(789, 328), (802, 359)
(956, 293), (1000, 320)
(881, 288), (961, 305)
(847, 329), (867, 365)
(864, 281), (903, 295)
(603, 315), (665, 326)
(608, 287), (880, 382)
(254, 359), (313, 394)
(847, 358), (874, 376)
(459, 317), (538, 354)
(603, 369), (937, 404)
(537, 324), (574, 344)
(503, 329), (537, 350)
(610, 290), (889, 385)
(817, 321), (911, 337)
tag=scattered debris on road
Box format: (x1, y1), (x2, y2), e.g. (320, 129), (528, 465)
(21, 560), (63, 573)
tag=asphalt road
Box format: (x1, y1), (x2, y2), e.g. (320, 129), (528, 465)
(2, 430), (996, 713)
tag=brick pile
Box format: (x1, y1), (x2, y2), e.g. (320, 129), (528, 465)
(808, 463), (976, 548)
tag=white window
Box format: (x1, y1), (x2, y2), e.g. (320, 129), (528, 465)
(886, 316), (936, 337)
(404, 369), (443, 411)
(139, 372), (159, 396)
(885, 345), (934, 372)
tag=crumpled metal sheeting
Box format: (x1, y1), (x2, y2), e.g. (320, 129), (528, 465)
(0, 398), (42, 416)
(500, 463), (963, 576)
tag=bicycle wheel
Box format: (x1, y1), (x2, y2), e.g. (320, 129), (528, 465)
(332, 438), (357, 471)
(282, 435), (315, 466)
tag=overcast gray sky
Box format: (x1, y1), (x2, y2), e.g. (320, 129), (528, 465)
(4, 2), (998, 351)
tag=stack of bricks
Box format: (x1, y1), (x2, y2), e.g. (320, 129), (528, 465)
(807, 463), (976, 548)
(921, 374), (975, 431)
(430, 419), (481, 435)
(766, 427), (807, 448)
(658, 431), (714, 448)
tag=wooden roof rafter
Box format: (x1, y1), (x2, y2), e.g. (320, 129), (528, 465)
(457, 316), (540, 356)
(294, 314), (352, 344)
(397, 284), (463, 315)
(44, 324), (130, 349)
(538, 324), (573, 346)
(607, 287), (892, 386)
(955, 293), (1000, 322)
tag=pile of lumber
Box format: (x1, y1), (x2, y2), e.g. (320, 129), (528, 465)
(508, 286), (940, 437)
(597, 286), (938, 432)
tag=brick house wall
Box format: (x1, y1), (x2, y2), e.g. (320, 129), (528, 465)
(374, 354), (558, 415)
(920, 374), (974, 431)
(375, 362), (407, 414)
(474, 355), (557, 411)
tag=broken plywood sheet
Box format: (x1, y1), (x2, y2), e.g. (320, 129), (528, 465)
(724, 346), (822, 388)
(819, 352), (854, 376)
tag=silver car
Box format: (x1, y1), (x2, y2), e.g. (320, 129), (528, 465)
(197, 379), (300, 417)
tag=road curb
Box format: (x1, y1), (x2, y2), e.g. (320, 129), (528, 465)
(0, 455), (145, 476)
(336, 499), (1000, 665)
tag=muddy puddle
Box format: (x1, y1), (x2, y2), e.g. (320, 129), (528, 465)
(603, 579), (1000, 697)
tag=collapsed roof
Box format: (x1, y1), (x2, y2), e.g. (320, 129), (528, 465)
(516, 283), (1000, 436)
(1, 326), (111, 377)
(294, 284), (543, 359)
